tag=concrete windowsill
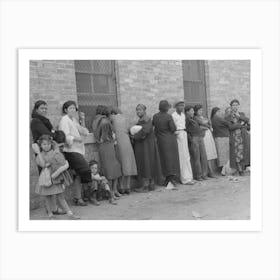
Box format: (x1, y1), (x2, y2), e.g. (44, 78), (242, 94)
(84, 133), (96, 144)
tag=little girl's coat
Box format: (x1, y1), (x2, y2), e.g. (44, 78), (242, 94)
(35, 149), (70, 196)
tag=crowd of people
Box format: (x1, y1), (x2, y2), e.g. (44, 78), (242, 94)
(30, 98), (250, 219)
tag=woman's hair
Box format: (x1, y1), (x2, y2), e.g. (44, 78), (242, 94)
(110, 106), (122, 115)
(185, 105), (194, 113)
(193, 104), (203, 115)
(53, 130), (66, 144)
(97, 121), (114, 143)
(31, 100), (47, 116)
(210, 107), (220, 120)
(37, 134), (55, 150)
(136, 104), (147, 111)
(62, 100), (78, 114)
(230, 99), (240, 106)
(159, 100), (170, 112)
(89, 160), (98, 167)
(96, 105), (110, 116)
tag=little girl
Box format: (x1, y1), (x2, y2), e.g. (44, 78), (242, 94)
(89, 160), (117, 205)
(34, 134), (80, 219)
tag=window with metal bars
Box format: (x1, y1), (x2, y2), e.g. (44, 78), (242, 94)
(74, 60), (118, 132)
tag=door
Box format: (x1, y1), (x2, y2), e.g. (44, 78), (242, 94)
(182, 60), (208, 116)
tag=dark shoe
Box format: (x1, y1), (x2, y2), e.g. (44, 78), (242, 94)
(73, 198), (88, 206)
(202, 176), (209, 180)
(118, 189), (126, 195)
(239, 171), (245, 176)
(196, 178), (203, 181)
(208, 174), (218, 179)
(124, 188), (130, 195)
(52, 207), (67, 215)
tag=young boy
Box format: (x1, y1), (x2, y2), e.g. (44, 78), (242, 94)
(89, 160), (117, 205)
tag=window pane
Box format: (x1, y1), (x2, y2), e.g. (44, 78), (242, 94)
(76, 73), (92, 93)
(92, 75), (109, 93)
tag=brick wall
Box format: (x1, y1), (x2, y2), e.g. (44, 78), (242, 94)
(29, 60), (98, 209)
(205, 60), (250, 117)
(116, 60), (185, 125)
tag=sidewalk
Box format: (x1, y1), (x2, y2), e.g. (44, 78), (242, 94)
(30, 175), (250, 220)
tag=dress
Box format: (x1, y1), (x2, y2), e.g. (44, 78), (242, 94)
(92, 115), (122, 180)
(211, 115), (231, 167)
(152, 112), (180, 178)
(133, 116), (162, 180)
(195, 116), (217, 160)
(226, 112), (250, 170)
(171, 111), (193, 183)
(110, 114), (137, 176)
(35, 150), (65, 196)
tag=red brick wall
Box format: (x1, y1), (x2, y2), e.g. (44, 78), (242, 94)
(205, 60), (250, 117)
(116, 60), (185, 125)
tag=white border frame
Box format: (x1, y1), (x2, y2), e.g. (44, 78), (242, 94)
(18, 48), (262, 232)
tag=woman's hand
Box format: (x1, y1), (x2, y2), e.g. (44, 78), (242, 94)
(79, 111), (86, 127)
(79, 111), (85, 120)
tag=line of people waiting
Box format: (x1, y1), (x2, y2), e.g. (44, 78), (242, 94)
(30, 98), (250, 219)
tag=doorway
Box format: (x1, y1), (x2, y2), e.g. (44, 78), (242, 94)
(182, 60), (208, 116)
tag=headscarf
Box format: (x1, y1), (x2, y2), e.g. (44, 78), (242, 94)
(31, 100), (53, 132)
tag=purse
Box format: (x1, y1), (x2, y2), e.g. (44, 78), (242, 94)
(38, 167), (52, 188)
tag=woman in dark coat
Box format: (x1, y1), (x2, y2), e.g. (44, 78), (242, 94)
(30, 100), (65, 214)
(226, 99), (250, 175)
(30, 100), (55, 143)
(92, 105), (122, 199)
(152, 100), (180, 186)
(132, 104), (163, 192)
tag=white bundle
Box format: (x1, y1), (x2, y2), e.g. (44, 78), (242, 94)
(130, 125), (143, 136)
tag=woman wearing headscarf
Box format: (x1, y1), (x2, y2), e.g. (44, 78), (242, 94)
(30, 100), (65, 215)
(226, 99), (250, 175)
(58, 100), (98, 206)
(132, 104), (162, 192)
(152, 100), (180, 186)
(194, 104), (217, 178)
(110, 107), (137, 195)
(92, 105), (122, 199)
(30, 100), (55, 143)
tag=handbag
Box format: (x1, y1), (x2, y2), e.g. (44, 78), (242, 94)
(38, 167), (52, 188)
